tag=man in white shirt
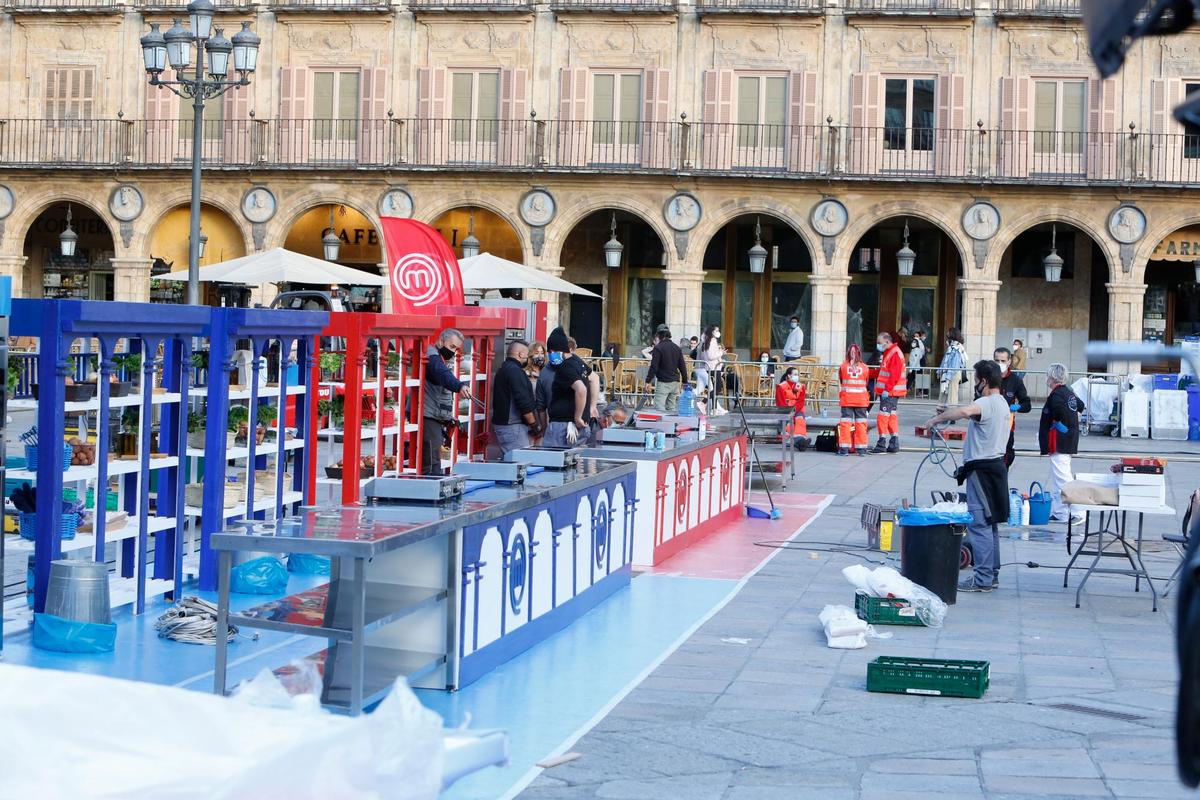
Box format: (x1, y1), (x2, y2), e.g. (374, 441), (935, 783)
(783, 316), (804, 360)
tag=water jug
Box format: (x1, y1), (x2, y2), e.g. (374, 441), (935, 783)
(679, 384), (696, 416)
(1008, 489), (1023, 526)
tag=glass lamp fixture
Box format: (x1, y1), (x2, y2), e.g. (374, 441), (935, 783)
(896, 220), (916, 277)
(461, 209), (481, 259)
(1043, 224), (1064, 283)
(603, 212), (623, 269)
(322, 207), (341, 262)
(60, 205), (78, 257)
(748, 217), (768, 274)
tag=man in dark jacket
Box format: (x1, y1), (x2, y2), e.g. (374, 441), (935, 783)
(645, 326), (688, 413)
(992, 347), (1030, 467)
(544, 326), (591, 447)
(1039, 362), (1085, 524)
(422, 328), (471, 475)
(924, 360), (1011, 592)
(491, 340), (540, 459)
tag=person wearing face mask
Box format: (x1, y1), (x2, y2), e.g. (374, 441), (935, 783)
(869, 332), (907, 454)
(1011, 338), (1028, 378)
(421, 328), (472, 475)
(775, 366), (809, 439)
(837, 344), (870, 456)
(923, 360), (1012, 592)
(544, 326), (592, 446)
(491, 339), (541, 458)
(937, 327), (968, 407)
(990, 346), (1030, 467)
(700, 324), (728, 415)
(782, 316), (805, 361)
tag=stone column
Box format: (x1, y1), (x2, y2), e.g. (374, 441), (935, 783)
(664, 270), (704, 339)
(1107, 283), (1147, 375)
(111, 257), (152, 303)
(958, 279), (1001, 367)
(0, 254), (27, 299)
(808, 274), (850, 363)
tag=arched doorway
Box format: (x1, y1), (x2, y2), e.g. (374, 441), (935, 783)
(701, 215), (812, 356)
(283, 204), (384, 312)
(148, 203), (246, 304)
(22, 202), (115, 300)
(997, 223), (1109, 373)
(1140, 224), (1200, 372)
(559, 209), (666, 353)
(430, 207), (522, 263)
(846, 217), (962, 363)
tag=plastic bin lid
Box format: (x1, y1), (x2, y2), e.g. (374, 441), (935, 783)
(896, 507), (973, 526)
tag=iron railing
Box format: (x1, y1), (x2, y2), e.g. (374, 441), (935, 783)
(550, 0), (676, 9)
(3, 117), (1200, 186)
(6, 0), (117, 8)
(843, 0), (972, 13)
(267, 0), (392, 8)
(993, 0), (1081, 14)
(407, 0), (532, 8)
(694, 0), (821, 11)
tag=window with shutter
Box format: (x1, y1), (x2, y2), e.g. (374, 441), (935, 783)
(590, 71), (641, 146)
(449, 71), (499, 145)
(731, 73), (786, 168)
(1186, 81), (1200, 159)
(179, 95), (225, 141)
(44, 67), (96, 126)
(312, 70), (360, 143)
(1033, 79), (1085, 155)
(882, 77), (935, 152)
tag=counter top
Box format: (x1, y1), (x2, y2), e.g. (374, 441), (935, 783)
(211, 459), (635, 558)
(583, 429), (741, 462)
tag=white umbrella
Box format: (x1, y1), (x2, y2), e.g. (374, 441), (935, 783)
(458, 253), (600, 298)
(156, 247), (387, 286)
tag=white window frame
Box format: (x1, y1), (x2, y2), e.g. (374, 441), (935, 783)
(589, 70), (642, 148)
(882, 75), (936, 153)
(734, 72), (788, 150)
(1032, 77), (1087, 156)
(449, 69), (500, 145)
(311, 68), (362, 143)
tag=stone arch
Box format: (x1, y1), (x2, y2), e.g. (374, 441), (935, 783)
(691, 196), (818, 272)
(834, 199), (971, 276)
(6, 190), (117, 256)
(1131, 208), (1200, 285)
(418, 196), (531, 265)
(132, 189), (250, 258)
(547, 194), (673, 267)
(985, 205), (1118, 284)
(267, 191), (382, 254)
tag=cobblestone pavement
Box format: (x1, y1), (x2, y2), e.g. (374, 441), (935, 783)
(520, 440), (1195, 800)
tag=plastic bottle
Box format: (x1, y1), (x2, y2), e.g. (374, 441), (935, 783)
(644, 431), (655, 450)
(1021, 497), (1030, 527)
(1008, 489), (1023, 526)
(678, 385), (696, 417)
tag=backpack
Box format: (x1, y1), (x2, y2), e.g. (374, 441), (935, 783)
(814, 430), (838, 453)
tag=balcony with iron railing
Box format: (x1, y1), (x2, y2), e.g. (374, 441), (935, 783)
(407, 0), (532, 10)
(992, 0), (1081, 15)
(842, 0), (973, 14)
(693, 0), (821, 13)
(5, 0), (118, 11)
(2, 117), (1199, 187)
(549, 0), (676, 11)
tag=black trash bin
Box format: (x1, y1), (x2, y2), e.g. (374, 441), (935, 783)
(899, 520), (966, 605)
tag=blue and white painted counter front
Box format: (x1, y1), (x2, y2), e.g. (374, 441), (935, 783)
(212, 460), (636, 714)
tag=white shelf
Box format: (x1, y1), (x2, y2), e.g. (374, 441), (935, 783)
(186, 438), (304, 460)
(3, 516), (178, 556)
(190, 384), (307, 400)
(456, 413), (486, 423)
(9, 389), (181, 414)
(183, 490), (302, 519)
(316, 425), (400, 440)
(7, 455), (179, 483)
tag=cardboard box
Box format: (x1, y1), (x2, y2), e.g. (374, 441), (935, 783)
(1121, 483), (1166, 499)
(1120, 472), (1166, 487)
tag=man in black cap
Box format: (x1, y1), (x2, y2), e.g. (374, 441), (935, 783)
(544, 326), (591, 446)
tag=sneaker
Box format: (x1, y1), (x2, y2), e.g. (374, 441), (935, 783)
(869, 439), (888, 454)
(856, 448), (867, 457)
(957, 579), (993, 593)
(837, 447), (849, 457)
(992, 578), (999, 588)
(886, 437), (900, 454)
(1070, 515), (1086, 527)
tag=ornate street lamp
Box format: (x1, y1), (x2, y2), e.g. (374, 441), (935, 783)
(603, 212), (623, 269)
(748, 217), (768, 274)
(322, 206), (341, 262)
(140, 0), (259, 304)
(896, 219), (916, 277)
(1043, 224), (1064, 283)
(59, 205), (78, 258)
(461, 209), (481, 259)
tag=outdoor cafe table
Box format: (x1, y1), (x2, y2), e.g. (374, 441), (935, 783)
(1064, 501), (1176, 612)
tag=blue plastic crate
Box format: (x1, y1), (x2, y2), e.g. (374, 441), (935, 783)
(24, 443), (72, 472)
(18, 512), (78, 542)
(1154, 374), (1180, 391)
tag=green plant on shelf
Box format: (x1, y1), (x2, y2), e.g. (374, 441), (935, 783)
(319, 352), (346, 380)
(6, 355), (22, 398)
(121, 408), (139, 434)
(227, 405), (250, 434)
(187, 409), (206, 434)
(114, 353), (143, 382)
(257, 403), (278, 427)
(330, 395), (345, 428)
(386, 351), (401, 373)
(190, 351), (208, 370)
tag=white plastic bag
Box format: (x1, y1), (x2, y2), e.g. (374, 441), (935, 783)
(841, 564), (873, 595)
(840, 565), (949, 628)
(866, 566), (915, 599)
(819, 604), (868, 649)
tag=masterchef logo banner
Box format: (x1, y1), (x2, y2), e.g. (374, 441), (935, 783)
(380, 217), (465, 313)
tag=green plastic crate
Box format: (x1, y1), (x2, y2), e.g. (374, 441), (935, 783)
(854, 592), (926, 626)
(867, 656), (989, 698)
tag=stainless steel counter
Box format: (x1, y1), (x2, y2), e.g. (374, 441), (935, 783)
(583, 429), (740, 463)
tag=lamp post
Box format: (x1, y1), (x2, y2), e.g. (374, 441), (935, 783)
(603, 212), (623, 269)
(748, 217), (768, 274)
(1043, 224), (1064, 283)
(140, 3), (259, 304)
(896, 219), (916, 277)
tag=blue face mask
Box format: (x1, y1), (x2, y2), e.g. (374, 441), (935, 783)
(876, 343), (885, 352)
(549, 351), (564, 366)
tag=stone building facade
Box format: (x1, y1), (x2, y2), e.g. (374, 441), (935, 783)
(2, 0), (1199, 372)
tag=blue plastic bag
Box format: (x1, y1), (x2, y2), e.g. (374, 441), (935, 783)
(230, 556), (289, 595)
(896, 507), (973, 526)
(287, 553), (331, 576)
(32, 612), (117, 653)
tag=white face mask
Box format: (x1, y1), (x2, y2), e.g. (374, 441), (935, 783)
(761, 354), (769, 362)
(788, 374), (799, 383)
(995, 360), (1009, 374)
(713, 331), (721, 340)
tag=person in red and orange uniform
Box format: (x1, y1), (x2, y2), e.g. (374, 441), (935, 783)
(837, 344), (870, 456)
(870, 331), (907, 454)
(775, 366), (809, 443)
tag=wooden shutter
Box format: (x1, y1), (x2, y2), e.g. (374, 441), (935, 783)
(279, 66), (310, 164)
(935, 73), (966, 176)
(641, 69), (670, 168)
(787, 71), (819, 173)
(497, 67), (529, 166)
(557, 67), (588, 167)
(416, 67), (446, 165)
(1150, 78), (1186, 180)
(848, 72), (882, 174)
(1086, 77), (1117, 180)
(144, 82), (175, 164)
(998, 76), (1031, 178)
(222, 84), (250, 165)
(700, 69), (734, 170)
(359, 67), (387, 165)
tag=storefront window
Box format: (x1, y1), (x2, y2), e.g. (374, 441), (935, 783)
(733, 280), (754, 350)
(770, 282), (811, 351)
(899, 286), (935, 341)
(625, 277), (665, 349)
(701, 283), (723, 332)
(847, 283), (879, 351)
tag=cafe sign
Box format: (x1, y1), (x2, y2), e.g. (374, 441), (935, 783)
(1151, 227), (1200, 261)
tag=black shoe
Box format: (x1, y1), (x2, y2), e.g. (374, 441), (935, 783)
(957, 579), (993, 593)
(837, 447), (849, 457)
(869, 439), (888, 454)
(886, 437), (900, 454)
(992, 577), (999, 588)
(856, 449), (867, 457)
